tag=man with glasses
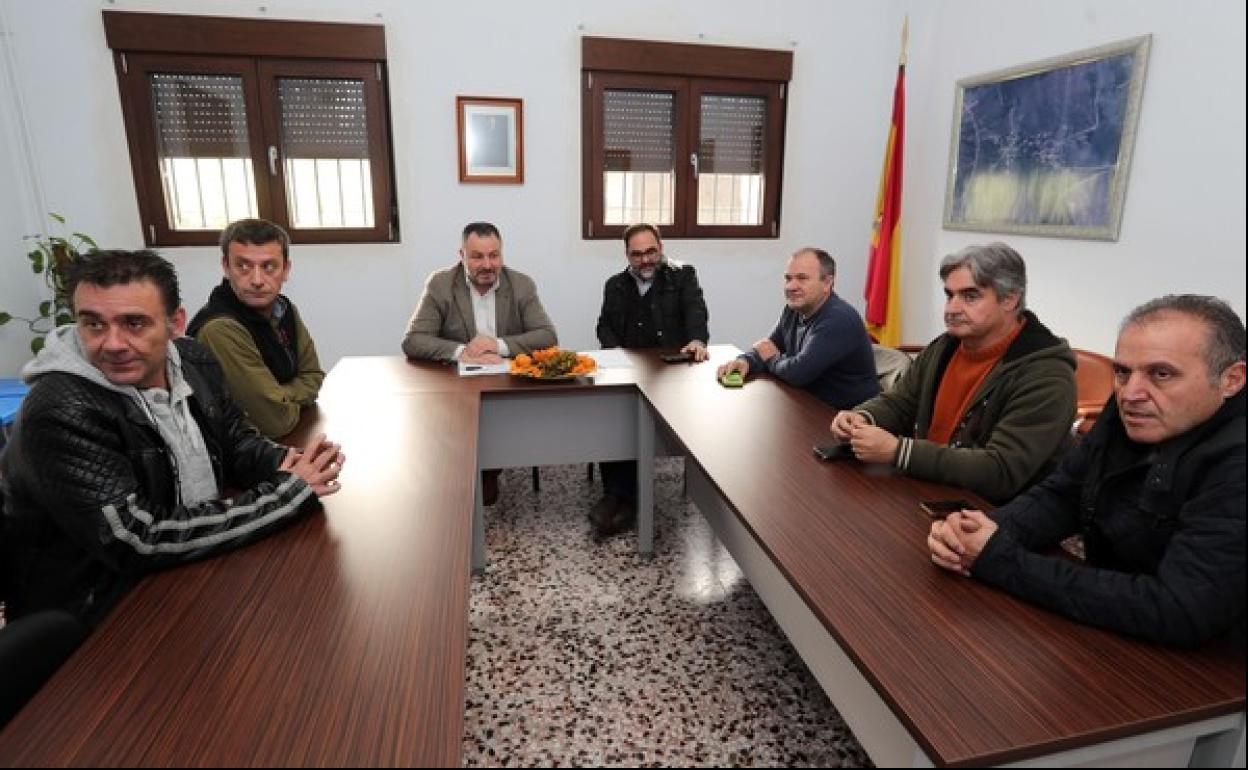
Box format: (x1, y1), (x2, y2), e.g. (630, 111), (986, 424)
(188, 218), (324, 439)
(591, 223), (710, 536)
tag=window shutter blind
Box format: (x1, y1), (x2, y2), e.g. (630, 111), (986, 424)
(603, 89), (674, 173)
(150, 73), (250, 158)
(277, 77), (370, 160)
(698, 94), (765, 174)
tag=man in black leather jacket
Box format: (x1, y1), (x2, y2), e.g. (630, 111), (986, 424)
(929, 295), (1246, 651)
(1, 250), (344, 627)
(591, 223), (710, 535)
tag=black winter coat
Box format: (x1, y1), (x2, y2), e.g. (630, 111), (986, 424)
(973, 390), (1246, 651)
(596, 261), (709, 350)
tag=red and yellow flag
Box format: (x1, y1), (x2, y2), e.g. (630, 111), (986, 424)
(865, 31), (906, 347)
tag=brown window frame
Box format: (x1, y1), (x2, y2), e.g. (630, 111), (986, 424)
(581, 37), (792, 240)
(104, 10), (397, 247)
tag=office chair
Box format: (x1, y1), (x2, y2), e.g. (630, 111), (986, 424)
(872, 344), (914, 393)
(1072, 348), (1115, 436)
(0, 609), (87, 727)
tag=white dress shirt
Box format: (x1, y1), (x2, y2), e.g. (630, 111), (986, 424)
(454, 274), (510, 359)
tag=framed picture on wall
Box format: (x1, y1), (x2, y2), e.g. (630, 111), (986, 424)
(456, 96), (524, 184)
(943, 35), (1151, 241)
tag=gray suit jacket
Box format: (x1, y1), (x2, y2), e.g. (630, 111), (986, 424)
(401, 264), (558, 361)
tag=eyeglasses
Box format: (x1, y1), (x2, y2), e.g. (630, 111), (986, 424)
(627, 247), (661, 260)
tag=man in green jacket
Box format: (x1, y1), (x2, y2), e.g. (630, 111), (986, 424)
(188, 219), (324, 438)
(830, 242), (1076, 504)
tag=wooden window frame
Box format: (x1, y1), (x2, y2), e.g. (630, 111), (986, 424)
(582, 37), (792, 240)
(104, 10), (397, 247)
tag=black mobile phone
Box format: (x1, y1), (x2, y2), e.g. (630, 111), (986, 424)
(660, 351), (694, 363)
(919, 499), (975, 519)
(812, 443), (851, 461)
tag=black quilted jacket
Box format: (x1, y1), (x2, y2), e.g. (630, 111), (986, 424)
(1, 337), (313, 627)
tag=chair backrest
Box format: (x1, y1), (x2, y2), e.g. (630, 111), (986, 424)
(872, 344), (913, 393)
(0, 609), (86, 727)
(1073, 348), (1116, 435)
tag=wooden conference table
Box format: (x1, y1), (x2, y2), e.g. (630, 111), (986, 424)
(0, 348), (1242, 767)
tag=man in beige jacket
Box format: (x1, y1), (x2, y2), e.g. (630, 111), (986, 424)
(401, 222), (557, 364)
(401, 222), (558, 505)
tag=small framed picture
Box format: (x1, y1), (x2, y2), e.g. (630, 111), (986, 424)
(456, 96), (524, 184)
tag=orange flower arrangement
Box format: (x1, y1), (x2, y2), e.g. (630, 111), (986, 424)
(510, 348), (597, 378)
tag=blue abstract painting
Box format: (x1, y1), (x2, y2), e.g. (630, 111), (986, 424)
(944, 36), (1150, 240)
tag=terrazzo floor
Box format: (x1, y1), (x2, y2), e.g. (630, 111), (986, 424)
(461, 460), (872, 768)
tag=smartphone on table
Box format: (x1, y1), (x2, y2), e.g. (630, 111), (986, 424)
(812, 443), (851, 461)
(660, 351), (694, 363)
(919, 499), (975, 519)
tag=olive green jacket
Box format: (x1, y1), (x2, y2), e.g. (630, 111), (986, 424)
(195, 312), (324, 439)
(854, 311), (1076, 504)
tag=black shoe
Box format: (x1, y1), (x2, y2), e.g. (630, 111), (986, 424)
(589, 495), (620, 529)
(481, 469), (501, 506)
(599, 500), (637, 537)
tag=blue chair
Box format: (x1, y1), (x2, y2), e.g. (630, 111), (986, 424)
(0, 378), (28, 453)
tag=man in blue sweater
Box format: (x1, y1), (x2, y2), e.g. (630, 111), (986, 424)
(717, 248), (880, 409)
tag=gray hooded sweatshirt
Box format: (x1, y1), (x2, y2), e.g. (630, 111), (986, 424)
(23, 325), (220, 505)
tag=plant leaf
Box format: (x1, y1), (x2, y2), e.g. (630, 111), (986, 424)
(39, 300), (51, 316)
(74, 232), (99, 249)
(0, 312), (12, 326)
(49, 213), (66, 224)
(55, 313), (73, 326)
(31, 335), (46, 355)
(30, 252), (44, 272)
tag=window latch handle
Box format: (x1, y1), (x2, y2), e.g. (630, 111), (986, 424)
(690, 152), (699, 179)
(267, 146), (279, 176)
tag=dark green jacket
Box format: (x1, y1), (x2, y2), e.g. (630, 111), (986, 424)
(854, 311), (1076, 503)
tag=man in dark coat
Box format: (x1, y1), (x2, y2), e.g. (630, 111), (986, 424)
(592, 223), (709, 535)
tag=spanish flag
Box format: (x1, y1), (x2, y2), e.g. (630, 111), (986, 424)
(865, 25), (907, 347)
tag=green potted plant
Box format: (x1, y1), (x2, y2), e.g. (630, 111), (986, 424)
(0, 213), (97, 355)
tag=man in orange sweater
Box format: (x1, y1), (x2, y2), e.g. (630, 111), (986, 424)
(829, 242), (1076, 504)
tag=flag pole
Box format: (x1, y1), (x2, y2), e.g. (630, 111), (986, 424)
(900, 15), (909, 66)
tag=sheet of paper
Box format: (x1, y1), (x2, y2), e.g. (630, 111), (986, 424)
(457, 360), (511, 376)
(579, 349), (633, 369)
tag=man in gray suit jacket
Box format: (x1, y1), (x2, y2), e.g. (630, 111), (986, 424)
(402, 222), (557, 364)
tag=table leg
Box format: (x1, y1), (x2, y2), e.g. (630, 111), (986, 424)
(637, 394), (655, 556)
(472, 465), (486, 573)
(1189, 714), (1245, 767)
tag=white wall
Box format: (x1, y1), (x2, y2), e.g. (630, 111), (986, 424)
(0, 0), (896, 376)
(891, 0), (1247, 353)
(1, 0), (1244, 377)
(0, 1), (49, 372)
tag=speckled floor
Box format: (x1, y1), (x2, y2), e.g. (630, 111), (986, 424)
(462, 460), (872, 768)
